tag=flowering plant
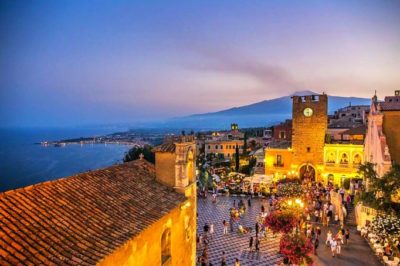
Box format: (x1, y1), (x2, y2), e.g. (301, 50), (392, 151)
(368, 214), (400, 243)
(264, 210), (298, 234)
(277, 182), (303, 198)
(279, 233), (313, 265)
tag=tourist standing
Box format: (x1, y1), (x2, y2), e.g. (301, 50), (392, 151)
(210, 223), (215, 239)
(255, 222), (259, 237)
(222, 220), (228, 235)
(204, 223), (209, 235)
(234, 258), (241, 266)
(249, 236), (254, 252)
(339, 187), (345, 202)
(220, 251), (226, 266)
(255, 237), (260, 252)
(247, 197), (252, 208)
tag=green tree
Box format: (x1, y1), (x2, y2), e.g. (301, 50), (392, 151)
(359, 162), (400, 214)
(243, 132), (248, 155)
(235, 145), (240, 172)
(123, 145), (155, 163)
(358, 162), (378, 192)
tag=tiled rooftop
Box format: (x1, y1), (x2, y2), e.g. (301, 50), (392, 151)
(153, 141), (177, 153)
(0, 160), (186, 265)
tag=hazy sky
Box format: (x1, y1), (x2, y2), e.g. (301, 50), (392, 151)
(1, 0), (399, 127)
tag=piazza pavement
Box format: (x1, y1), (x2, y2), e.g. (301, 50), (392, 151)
(197, 194), (381, 266)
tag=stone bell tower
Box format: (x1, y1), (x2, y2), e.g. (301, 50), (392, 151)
(292, 93), (328, 180)
(153, 135), (196, 197)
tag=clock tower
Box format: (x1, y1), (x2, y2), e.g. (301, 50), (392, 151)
(291, 94), (328, 180)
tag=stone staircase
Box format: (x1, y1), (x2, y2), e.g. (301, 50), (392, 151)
(345, 203), (357, 226)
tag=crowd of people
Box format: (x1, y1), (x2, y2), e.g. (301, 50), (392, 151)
(196, 195), (269, 266)
(196, 178), (368, 265)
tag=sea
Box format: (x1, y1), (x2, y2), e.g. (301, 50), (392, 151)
(0, 127), (132, 192)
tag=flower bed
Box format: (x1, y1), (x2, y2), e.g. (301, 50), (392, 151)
(264, 210), (298, 234)
(277, 182), (303, 198)
(280, 233), (313, 265)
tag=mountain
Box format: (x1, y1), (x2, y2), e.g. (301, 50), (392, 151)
(156, 91), (371, 130)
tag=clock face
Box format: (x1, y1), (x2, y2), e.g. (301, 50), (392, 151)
(303, 107), (313, 117)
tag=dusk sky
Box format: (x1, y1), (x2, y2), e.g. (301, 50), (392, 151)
(1, 0), (399, 127)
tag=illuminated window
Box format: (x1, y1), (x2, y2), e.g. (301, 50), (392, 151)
(276, 155), (283, 166)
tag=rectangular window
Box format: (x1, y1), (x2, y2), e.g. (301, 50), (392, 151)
(215, 145), (218, 149)
(279, 131), (285, 139)
(276, 155), (282, 166)
(220, 145), (223, 149)
(307, 147), (311, 152)
(208, 145), (210, 149)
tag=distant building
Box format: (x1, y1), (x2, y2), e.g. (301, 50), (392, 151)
(200, 123), (245, 159)
(364, 91), (400, 176)
(329, 104), (370, 128)
(205, 139), (244, 159)
(272, 119), (292, 141)
(0, 137), (197, 266)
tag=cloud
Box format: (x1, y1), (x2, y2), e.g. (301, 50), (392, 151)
(184, 46), (300, 93)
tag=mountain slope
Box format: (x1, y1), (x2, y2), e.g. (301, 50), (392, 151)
(162, 91), (371, 129)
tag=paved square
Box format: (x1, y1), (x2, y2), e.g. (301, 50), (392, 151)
(197, 195), (283, 265)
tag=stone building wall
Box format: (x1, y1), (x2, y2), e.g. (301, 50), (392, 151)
(383, 110), (400, 164)
(99, 196), (196, 266)
(292, 94), (328, 180)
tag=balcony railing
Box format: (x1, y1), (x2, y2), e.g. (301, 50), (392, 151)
(339, 163), (349, 168)
(273, 163), (284, 167)
(325, 162), (335, 167)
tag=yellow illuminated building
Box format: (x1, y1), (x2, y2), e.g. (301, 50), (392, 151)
(265, 94), (364, 185)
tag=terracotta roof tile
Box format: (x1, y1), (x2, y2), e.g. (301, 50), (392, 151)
(0, 160), (186, 265)
(153, 142), (176, 152)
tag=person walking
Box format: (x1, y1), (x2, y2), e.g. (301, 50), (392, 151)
(326, 230), (332, 245)
(249, 236), (254, 252)
(313, 238), (319, 255)
(345, 229), (350, 245)
(222, 220), (228, 235)
(210, 223), (215, 239)
(255, 237), (260, 252)
(234, 258), (241, 266)
(220, 251), (226, 266)
(336, 237), (342, 255)
(247, 196), (252, 208)
(330, 238), (337, 257)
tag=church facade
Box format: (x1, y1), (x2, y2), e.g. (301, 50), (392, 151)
(265, 93), (364, 185)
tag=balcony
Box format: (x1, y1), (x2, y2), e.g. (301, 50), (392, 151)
(325, 162), (335, 167)
(339, 163), (349, 168)
(273, 163), (284, 167)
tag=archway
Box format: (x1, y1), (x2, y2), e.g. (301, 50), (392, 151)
(299, 164), (316, 182)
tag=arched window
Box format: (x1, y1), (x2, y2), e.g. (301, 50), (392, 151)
(353, 154), (362, 165)
(326, 152), (336, 163)
(340, 153), (349, 164)
(161, 229), (171, 265)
